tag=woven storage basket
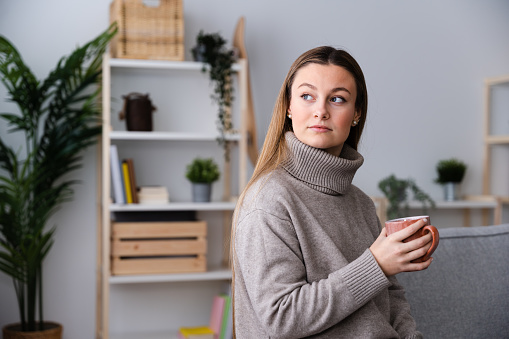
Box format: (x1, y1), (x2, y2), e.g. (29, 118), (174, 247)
(110, 0), (184, 61)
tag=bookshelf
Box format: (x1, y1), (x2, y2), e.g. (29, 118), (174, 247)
(97, 55), (248, 338)
(482, 75), (509, 224)
(373, 196), (505, 226)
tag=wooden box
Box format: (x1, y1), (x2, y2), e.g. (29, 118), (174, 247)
(111, 221), (207, 275)
(109, 0), (185, 61)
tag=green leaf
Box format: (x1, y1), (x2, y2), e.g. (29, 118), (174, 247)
(0, 22), (117, 329)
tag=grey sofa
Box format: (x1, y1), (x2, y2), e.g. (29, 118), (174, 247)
(397, 223), (509, 339)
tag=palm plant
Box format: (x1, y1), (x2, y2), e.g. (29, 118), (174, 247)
(0, 24), (116, 332)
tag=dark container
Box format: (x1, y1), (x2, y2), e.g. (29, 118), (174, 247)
(119, 92), (156, 131)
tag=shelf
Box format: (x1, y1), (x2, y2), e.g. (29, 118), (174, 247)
(485, 74), (509, 86)
(109, 130), (241, 141)
(110, 331), (178, 339)
(407, 199), (499, 209)
(110, 267), (232, 284)
(110, 57), (242, 72)
(485, 135), (509, 145)
(109, 201), (237, 212)
(99, 52), (247, 339)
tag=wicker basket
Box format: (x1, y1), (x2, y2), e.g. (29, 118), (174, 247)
(110, 0), (184, 61)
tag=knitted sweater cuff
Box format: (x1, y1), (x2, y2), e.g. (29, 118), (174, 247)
(405, 331), (424, 339)
(342, 249), (390, 306)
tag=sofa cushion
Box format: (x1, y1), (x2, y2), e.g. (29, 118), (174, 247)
(397, 224), (509, 339)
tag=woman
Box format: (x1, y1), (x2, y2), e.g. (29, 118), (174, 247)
(232, 46), (433, 338)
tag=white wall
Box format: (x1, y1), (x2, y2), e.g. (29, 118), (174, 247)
(1, 0), (508, 338)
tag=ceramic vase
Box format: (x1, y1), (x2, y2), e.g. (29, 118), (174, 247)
(192, 183), (212, 202)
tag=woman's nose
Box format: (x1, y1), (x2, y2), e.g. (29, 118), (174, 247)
(314, 101), (329, 119)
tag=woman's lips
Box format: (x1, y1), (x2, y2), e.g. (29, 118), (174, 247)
(309, 125), (332, 132)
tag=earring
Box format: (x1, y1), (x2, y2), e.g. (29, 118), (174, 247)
(287, 114), (292, 118)
(352, 120), (358, 126)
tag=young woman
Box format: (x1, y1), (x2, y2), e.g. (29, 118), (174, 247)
(232, 46), (433, 338)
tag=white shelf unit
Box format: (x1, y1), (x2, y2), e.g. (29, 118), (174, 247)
(373, 196), (504, 226)
(482, 75), (509, 224)
(406, 196), (503, 227)
(97, 56), (248, 339)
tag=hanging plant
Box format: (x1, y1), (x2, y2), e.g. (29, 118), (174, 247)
(191, 30), (236, 159)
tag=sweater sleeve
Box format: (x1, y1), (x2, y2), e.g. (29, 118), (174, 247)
(388, 275), (423, 339)
(235, 208), (391, 338)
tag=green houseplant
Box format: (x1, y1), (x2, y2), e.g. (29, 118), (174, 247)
(435, 158), (467, 201)
(0, 24), (116, 336)
(378, 174), (435, 220)
(185, 157), (220, 202)
(191, 31), (236, 159)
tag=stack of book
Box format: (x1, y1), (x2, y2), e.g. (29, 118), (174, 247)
(111, 144), (170, 205)
(110, 145), (137, 204)
(177, 326), (214, 339)
(138, 186), (169, 204)
(178, 293), (232, 339)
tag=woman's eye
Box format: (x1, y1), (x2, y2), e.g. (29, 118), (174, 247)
(331, 96), (345, 103)
(301, 94), (313, 101)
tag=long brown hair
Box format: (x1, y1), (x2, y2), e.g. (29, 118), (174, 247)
(230, 46), (368, 335)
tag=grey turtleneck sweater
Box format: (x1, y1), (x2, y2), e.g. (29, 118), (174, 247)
(233, 132), (421, 339)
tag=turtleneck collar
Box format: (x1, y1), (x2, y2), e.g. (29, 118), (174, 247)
(281, 132), (364, 195)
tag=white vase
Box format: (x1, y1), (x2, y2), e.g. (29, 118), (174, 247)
(443, 182), (460, 201)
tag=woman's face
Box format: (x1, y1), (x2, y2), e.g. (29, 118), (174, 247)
(288, 63), (360, 157)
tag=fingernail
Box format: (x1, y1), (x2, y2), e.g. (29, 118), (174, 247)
(422, 218), (427, 223)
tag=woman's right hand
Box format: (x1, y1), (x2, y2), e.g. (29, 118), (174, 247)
(369, 219), (433, 276)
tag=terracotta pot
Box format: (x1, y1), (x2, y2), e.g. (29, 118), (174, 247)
(2, 322), (62, 339)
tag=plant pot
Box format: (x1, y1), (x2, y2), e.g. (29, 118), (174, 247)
(3, 322), (62, 339)
(191, 44), (207, 62)
(192, 183), (212, 202)
(443, 182), (460, 201)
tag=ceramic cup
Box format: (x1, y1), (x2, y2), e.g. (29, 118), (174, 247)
(385, 215), (439, 263)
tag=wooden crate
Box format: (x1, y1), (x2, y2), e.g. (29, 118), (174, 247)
(109, 0), (185, 61)
(111, 221), (206, 275)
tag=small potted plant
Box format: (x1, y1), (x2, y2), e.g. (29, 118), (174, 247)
(378, 174), (436, 220)
(435, 158), (467, 201)
(185, 157), (220, 202)
(191, 31), (236, 160)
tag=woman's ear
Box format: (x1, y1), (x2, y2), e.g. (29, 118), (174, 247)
(354, 110), (361, 122)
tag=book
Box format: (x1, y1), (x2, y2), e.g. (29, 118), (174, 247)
(219, 294), (232, 339)
(126, 158), (138, 203)
(138, 186), (169, 204)
(122, 161), (133, 203)
(109, 145), (125, 204)
(178, 326), (215, 339)
(209, 295), (226, 337)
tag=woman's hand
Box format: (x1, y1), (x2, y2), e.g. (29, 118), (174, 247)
(370, 219), (433, 276)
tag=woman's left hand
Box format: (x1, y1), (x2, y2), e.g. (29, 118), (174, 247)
(369, 219), (433, 276)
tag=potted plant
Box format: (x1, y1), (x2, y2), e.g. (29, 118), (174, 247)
(0, 24), (116, 338)
(185, 157), (220, 202)
(378, 174), (436, 220)
(191, 31), (236, 160)
(435, 158), (467, 201)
